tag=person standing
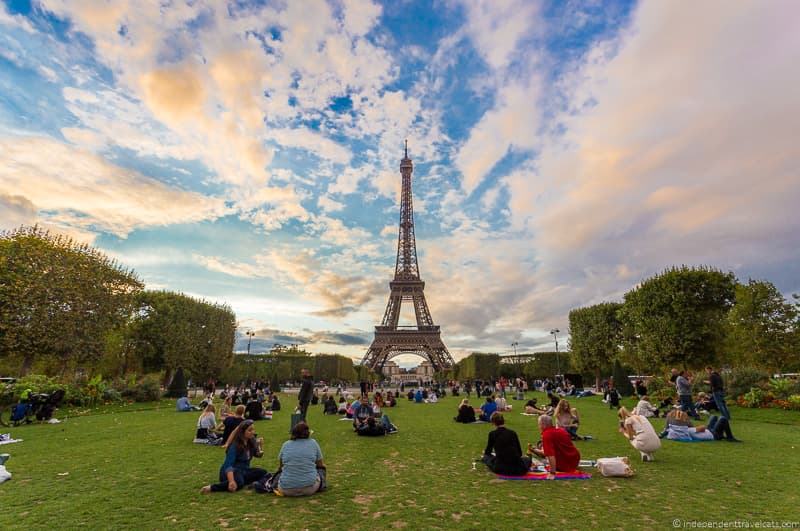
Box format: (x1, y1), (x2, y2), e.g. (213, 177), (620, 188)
(704, 366), (730, 420)
(675, 369), (699, 418)
(298, 369), (314, 422)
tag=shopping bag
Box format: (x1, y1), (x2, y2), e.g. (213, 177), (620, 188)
(289, 409), (303, 433)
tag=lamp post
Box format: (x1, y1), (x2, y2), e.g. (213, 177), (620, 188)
(246, 330), (255, 355)
(511, 341), (518, 357)
(550, 329), (561, 380)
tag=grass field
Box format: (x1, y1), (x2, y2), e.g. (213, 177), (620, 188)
(0, 391), (798, 530)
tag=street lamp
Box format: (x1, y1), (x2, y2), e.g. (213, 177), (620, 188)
(550, 329), (561, 380)
(511, 341), (519, 357)
(246, 330), (256, 355)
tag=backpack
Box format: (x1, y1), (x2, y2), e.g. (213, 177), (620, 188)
(11, 403), (28, 423)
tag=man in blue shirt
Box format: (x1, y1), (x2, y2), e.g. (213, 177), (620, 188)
(176, 396), (199, 412)
(479, 395), (498, 421)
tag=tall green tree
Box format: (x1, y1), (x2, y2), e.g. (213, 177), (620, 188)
(569, 302), (622, 389)
(618, 266), (736, 371)
(726, 280), (798, 372)
(0, 225), (143, 375)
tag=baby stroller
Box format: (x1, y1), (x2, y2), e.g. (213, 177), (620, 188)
(0, 389), (65, 427)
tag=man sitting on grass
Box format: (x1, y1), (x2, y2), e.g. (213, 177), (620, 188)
(356, 415), (398, 436)
(479, 395), (498, 422)
(481, 413), (531, 476)
(530, 415), (581, 479)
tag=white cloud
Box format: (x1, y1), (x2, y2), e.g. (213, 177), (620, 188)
(0, 136), (228, 238)
(461, 0), (540, 71)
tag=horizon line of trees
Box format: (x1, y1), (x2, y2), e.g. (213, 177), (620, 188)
(0, 225), (236, 383)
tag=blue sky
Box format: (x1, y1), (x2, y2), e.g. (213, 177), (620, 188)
(1, 0), (799, 366)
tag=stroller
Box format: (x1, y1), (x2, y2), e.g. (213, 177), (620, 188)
(5, 389), (65, 426)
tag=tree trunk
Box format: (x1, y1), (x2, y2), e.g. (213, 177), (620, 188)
(20, 353), (34, 376)
(595, 367), (601, 391)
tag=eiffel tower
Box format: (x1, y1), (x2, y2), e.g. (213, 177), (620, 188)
(361, 141), (455, 374)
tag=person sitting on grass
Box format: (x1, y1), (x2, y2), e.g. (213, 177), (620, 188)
(634, 395), (659, 418)
(479, 395), (498, 422)
(195, 403), (223, 443)
(694, 392), (717, 415)
(455, 398), (476, 423)
(356, 415), (398, 436)
(221, 405), (246, 444)
(495, 394), (511, 411)
(481, 413), (531, 476)
(269, 394), (281, 412)
(219, 396), (234, 419)
(372, 392), (384, 414)
(352, 395), (374, 430)
(554, 399), (584, 440)
(177, 395), (201, 412)
(546, 392), (560, 410)
(201, 419), (266, 493)
(322, 395), (338, 415)
(386, 391), (397, 407)
(426, 391), (439, 404)
(244, 397), (268, 421)
(530, 415), (581, 478)
(275, 421), (325, 497)
(414, 389), (423, 403)
(618, 407), (661, 462)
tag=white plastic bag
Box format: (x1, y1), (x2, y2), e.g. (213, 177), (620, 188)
(596, 457), (634, 477)
(0, 465), (11, 484)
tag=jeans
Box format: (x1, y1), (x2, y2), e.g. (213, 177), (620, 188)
(708, 415), (735, 440)
(210, 467), (268, 492)
(712, 391), (731, 420)
(679, 394), (699, 418)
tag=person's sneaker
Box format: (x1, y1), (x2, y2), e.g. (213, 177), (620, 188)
(583, 435), (593, 440)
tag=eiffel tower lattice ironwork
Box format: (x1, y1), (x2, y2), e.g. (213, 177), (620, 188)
(361, 142), (455, 374)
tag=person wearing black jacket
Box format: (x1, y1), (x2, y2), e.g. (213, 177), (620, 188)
(298, 369), (314, 422)
(481, 413), (531, 475)
(705, 366), (731, 420)
(454, 398), (476, 423)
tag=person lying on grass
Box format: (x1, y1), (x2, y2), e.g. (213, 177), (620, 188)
(201, 419), (266, 493)
(481, 412), (531, 476)
(530, 415), (581, 479)
(455, 398), (476, 423)
(524, 398), (548, 415)
(275, 421), (325, 497)
(618, 407), (661, 462)
(661, 409), (740, 442)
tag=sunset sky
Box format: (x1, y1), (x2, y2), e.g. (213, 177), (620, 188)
(1, 0), (798, 366)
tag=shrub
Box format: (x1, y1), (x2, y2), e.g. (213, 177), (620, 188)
(10, 374), (62, 400)
(612, 360), (634, 396)
(134, 374), (163, 402)
(645, 375), (674, 402)
(726, 367), (770, 399)
(102, 388), (123, 403)
(768, 378), (794, 399)
(63, 382), (91, 406)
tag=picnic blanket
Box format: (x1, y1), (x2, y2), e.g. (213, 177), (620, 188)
(497, 470), (591, 480)
(0, 439), (22, 446)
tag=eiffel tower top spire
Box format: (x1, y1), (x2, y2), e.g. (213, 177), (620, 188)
(395, 141), (419, 280)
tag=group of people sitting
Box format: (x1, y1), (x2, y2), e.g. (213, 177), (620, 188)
(200, 420), (326, 497)
(349, 393), (399, 436)
(193, 393), (282, 444)
(454, 395), (516, 423)
(481, 412), (582, 479)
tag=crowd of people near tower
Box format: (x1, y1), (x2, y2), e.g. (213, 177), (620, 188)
(186, 363), (739, 494)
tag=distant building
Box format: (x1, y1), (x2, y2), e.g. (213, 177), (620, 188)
(387, 360), (434, 385)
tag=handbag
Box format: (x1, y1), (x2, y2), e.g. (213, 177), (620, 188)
(290, 409), (303, 433)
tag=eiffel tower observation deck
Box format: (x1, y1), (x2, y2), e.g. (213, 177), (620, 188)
(361, 142), (455, 374)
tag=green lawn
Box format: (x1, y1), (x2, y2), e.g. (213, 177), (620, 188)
(0, 392), (798, 530)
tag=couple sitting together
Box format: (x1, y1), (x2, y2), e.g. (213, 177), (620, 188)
(201, 420), (326, 497)
(481, 413), (581, 480)
(351, 394), (398, 436)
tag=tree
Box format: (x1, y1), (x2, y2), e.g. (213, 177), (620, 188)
(569, 302), (622, 390)
(166, 367), (187, 398)
(0, 225), (143, 375)
(618, 266), (736, 371)
(726, 280), (798, 372)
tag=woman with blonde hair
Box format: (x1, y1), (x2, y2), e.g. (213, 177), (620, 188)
(220, 395), (233, 419)
(554, 399), (583, 440)
(454, 398), (476, 423)
(618, 407), (661, 462)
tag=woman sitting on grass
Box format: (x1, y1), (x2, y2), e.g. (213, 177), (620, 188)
(633, 395), (659, 418)
(195, 403), (222, 443)
(219, 396), (233, 419)
(322, 395), (338, 415)
(524, 398), (548, 415)
(481, 413), (531, 476)
(275, 421), (325, 497)
(554, 399), (583, 440)
(385, 391), (397, 407)
(618, 407), (661, 462)
(454, 398), (476, 423)
(372, 392), (385, 415)
(201, 419), (266, 493)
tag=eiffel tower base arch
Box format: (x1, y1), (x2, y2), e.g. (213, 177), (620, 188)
(362, 328), (454, 374)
